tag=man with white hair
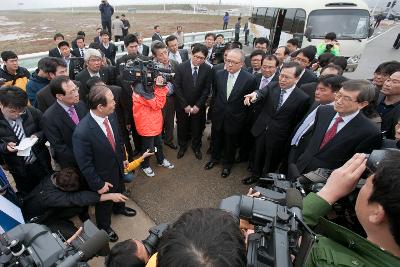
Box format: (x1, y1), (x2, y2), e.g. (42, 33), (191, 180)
(75, 48), (115, 103)
(205, 48), (256, 178)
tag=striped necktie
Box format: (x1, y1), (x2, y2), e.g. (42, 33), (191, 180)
(11, 120), (33, 163)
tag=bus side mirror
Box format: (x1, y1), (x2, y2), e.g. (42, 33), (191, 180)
(304, 26), (313, 42)
(368, 27), (374, 38)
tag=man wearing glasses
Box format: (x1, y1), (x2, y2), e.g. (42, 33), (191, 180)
(289, 80), (382, 180)
(0, 86), (51, 196)
(292, 47), (318, 87)
(205, 49), (255, 178)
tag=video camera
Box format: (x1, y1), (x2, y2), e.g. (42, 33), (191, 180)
(0, 220), (109, 267)
(69, 57), (85, 79)
(120, 58), (174, 87)
(220, 174), (313, 267)
(296, 149), (393, 234)
(142, 223), (168, 257)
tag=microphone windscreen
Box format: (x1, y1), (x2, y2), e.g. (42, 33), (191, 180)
(286, 188), (303, 210)
(80, 230), (109, 261)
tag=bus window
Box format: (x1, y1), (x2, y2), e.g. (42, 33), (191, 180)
(282, 9), (296, 33)
(255, 8), (267, 25)
(265, 8), (277, 29)
(307, 9), (369, 39)
(292, 9), (306, 34)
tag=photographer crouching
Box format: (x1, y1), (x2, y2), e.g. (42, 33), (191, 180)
(238, 152), (400, 266)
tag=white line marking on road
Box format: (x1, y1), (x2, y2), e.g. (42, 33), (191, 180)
(367, 23), (400, 44)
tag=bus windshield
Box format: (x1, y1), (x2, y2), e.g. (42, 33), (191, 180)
(307, 9), (370, 39)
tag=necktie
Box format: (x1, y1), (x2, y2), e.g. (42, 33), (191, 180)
(11, 121), (33, 163)
(68, 106), (80, 125)
(227, 74), (234, 100)
(80, 49), (84, 57)
(320, 116), (343, 149)
(172, 53), (177, 61)
(277, 89), (286, 110)
(103, 118), (116, 151)
(193, 66), (198, 86)
(259, 76), (269, 89)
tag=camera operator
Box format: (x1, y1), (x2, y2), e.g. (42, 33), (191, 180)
(105, 238), (150, 267)
(316, 32), (340, 57)
(23, 167), (127, 238)
(302, 152), (400, 265)
(152, 41), (179, 150)
(148, 208), (246, 267)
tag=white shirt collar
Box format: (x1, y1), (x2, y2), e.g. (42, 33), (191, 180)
(228, 69), (241, 79)
(335, 110), (360, 124)
(90, 110), (107, 124)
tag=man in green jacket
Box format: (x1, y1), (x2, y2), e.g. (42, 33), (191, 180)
(303, 152), (400, 266)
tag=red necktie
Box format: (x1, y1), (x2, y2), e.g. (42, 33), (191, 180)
(103, 118), (115, 151)
(320, 116), (343, 149)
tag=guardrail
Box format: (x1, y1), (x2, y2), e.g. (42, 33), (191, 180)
(18, 28), (244, 72)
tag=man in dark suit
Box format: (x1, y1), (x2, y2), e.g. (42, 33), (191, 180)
(378, 70), (400, 139)
(0, 87), (51, 196)
(99, 30), (117, 66)
(165, 35), (189, 64)
(41, 76), (88, 169)
(73, 85), (136, 242)
(152, 25), (163, 42)
(48, 33), (65, 58)
(290, 80), (382, 180)
(71, 35), (86, 58)
(240, 55), (280, 163)
(175, 44), (211, 160)
(75, 48), (116, 103)
(242, 62), (310, 185)
(288, 75), (345, 166)
(246, 49), (264, 75)
(293, 47), (318, 87)
(152, 41), (179, 149)
(136, 32), (150, 56)
(205, 49), (255, 178)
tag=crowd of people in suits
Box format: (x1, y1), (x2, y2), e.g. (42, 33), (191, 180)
(0, 20), (400, 253)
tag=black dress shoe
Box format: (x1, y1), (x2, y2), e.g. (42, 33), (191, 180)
(204, 161), (218, 170)
(194, 150), (202, 160)
(105, 227), (119, 242)
(221, 168), (231, 178)
(242, 176), (258, 185)
(177, 148), (186, 159)
(114, 207), (137, 217)
(164, 142), (178, 150)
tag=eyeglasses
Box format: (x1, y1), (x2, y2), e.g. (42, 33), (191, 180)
(193, 54), (206, 60)
(225, 59), (241, 65)
(294, 57), (309, 64)
(335, 93), (358, 103)
(89, 58), (102, 62)
(279, 74), (295, 80)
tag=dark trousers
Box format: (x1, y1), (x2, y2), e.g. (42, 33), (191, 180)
(394, 33), (400, 49)
(162, 95), (175, 144)
(12, 160), (50, 196)
(245, 31), (249, 45)
(210, 125), (239, 169)
(223, 22), (228, 30)
(114, 36), (124, 51)
(374, 20), (382, 28)
(235, 33), (239, 42)
(95, 179), (125, 230)
(131, 119), (143, 152)
(176, 107), (206, 151)
(141, 135), (165, 168)
(119, 125), (134, 161)
(102, 20), (112, 36)
(252, 131), (284, 178)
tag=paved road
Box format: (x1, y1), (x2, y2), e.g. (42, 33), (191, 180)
(346, 23), (400, 79)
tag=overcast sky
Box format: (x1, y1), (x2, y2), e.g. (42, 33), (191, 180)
(1, 0), (398, 11)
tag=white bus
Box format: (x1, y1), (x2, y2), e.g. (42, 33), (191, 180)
(249, 0), (374, 71)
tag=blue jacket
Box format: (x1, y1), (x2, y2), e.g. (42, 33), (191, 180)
(99, 3), (114, 22)
(26, 72), (50, 107)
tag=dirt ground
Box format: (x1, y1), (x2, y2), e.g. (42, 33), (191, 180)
(0, 10), (240, 55)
